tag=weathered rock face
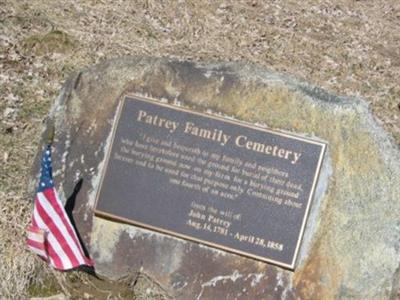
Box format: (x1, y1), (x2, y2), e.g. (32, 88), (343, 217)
(35, 57), (400, 299)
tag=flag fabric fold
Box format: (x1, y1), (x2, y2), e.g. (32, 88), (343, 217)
(27, 144), (93, 270)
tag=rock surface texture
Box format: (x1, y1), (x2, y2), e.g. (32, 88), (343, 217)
(36, 57), (400, 299)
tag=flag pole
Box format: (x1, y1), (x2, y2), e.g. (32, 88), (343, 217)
(46, 121), (55, 146)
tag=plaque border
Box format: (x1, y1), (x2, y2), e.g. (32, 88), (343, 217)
(94, 94), (327, 270)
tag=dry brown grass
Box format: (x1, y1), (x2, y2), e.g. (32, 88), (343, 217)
(1, 0), (399, 298)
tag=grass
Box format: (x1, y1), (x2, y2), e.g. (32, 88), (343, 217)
(1, 0), (399, 298)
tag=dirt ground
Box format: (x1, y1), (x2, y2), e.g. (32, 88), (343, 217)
(1, 0), (399, 299)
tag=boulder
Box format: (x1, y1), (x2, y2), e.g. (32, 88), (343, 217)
(34, 57), (400, 299)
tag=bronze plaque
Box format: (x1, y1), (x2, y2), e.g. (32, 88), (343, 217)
(95, 95), (326, 269)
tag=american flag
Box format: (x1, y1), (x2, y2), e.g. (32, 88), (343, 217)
(27, 144), (93, 270)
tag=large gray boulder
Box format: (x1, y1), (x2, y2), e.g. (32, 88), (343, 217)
(35, 57), (400, 299)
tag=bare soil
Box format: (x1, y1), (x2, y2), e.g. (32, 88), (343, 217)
(1, 0), (399, 299)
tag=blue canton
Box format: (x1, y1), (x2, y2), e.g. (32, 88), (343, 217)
(37, 145), (54, 192)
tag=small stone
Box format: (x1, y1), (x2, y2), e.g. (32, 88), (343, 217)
(3, 152), (9, 163)
(83, 292), (93, 299)
(3, 107), (15, 118)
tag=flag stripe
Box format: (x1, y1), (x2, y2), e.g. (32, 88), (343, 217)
(36, 193), (81, 268)
(27, 226), (46, 257)
(27, 242), (47, 258)
(27, 231), (45, 244)
(27, 225), (43, 234)
(46, 241), (63, 269)
(44, 189), (88, 264)
(27, 239), (45, 251)
(33, 203), (69, 269)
